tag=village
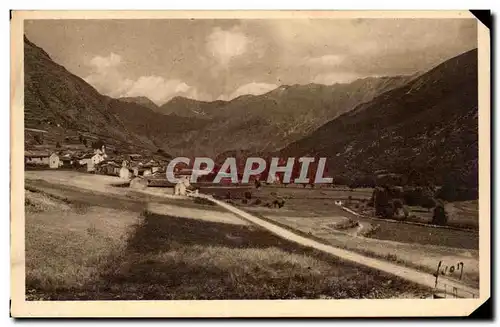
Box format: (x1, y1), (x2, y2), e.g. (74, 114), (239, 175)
(25, 144), (170, 179)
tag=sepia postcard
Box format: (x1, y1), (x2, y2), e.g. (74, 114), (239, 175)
(10, 10), (490, 318)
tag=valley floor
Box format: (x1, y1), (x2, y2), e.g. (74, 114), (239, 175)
(22, 170), (479, 300)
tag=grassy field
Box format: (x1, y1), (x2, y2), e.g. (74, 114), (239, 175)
(25, 180), (432, 300)
(25, 190), (138, 299)
(246, 210), (479, 288)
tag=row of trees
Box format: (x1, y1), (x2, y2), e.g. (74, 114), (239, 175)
(371, 186), (448, 225)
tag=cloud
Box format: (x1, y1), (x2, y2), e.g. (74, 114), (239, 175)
(312, 72), (360, 85)
(218, 82), (278, 101)
(85, 53), (203, 105)
(206, 27), (250, 65)
(306, 54), (344, 66)
(89, 52), (122, 70)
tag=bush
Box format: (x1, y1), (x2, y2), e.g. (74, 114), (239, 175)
(383, 206), (395, 219)
(272, 199), (285, 209)
(253, 199), (262, 205)
(432, 203), (448, 225)
(391, 199), (403, 210)
(436, 184), (478, 202)
(421, 197), (437, 212)
(403, 187), (435, 207)
(244, 191), (252, 200)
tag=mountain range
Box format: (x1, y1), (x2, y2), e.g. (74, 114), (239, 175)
(24, 35), (208, 154)
(281, 48), (478, 189)
(23, 35), (478, 190)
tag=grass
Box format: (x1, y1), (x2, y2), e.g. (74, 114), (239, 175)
(25, 190), (138, 300)
(25, 186), (431, 300)
(252, 210), (479, 288)
(345, 199), (479, 231)
(80, 211), (431, 300)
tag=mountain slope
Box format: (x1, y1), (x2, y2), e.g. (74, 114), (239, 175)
(23, 36), (419, 158)
(281, 49), (478, 190)
(118, 96), (159, 111)
(158, 96), (228, 118)
(166, 76), (414, 156)
(24, 35), (207, 154)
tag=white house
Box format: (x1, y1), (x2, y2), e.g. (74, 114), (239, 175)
(49, 153), (60, 169)
(174, 176), (191, 196)
(119, 167), (131, 180)
(91, 153), (105, 165)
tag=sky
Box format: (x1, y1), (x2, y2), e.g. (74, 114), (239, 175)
(24, 18), (477, 106)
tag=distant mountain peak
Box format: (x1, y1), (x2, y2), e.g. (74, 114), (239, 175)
(118, 96), (159, 111)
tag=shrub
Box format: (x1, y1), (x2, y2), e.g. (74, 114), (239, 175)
(253, 199), (262, 205)
(272, 199), (285, 209)
(392, 199), (403, 210)
(381, 206), (394, 219)
(244, 191), (252, 200)
(436, 183), (478, 202)
(402, 187), (423, 206)
(432, 203), (448, 225)
(421, 197), (437, 212)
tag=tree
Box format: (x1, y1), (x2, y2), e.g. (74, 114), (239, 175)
(392, 198), (403, 210)
(92, 139), (105, 150)
(421, 197), (437, 212)
(432, 202), (448, 225)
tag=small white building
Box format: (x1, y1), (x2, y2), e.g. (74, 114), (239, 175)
(174, 176), (191, 196)
(49, 153), (60, 169)
(91, 153), (105, 165)
(119, 167), (131, 180)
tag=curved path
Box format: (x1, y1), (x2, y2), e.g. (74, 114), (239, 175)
(192, 193), (479, 299)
